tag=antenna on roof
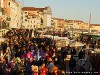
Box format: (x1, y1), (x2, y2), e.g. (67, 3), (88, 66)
(88, 13), (91, 33)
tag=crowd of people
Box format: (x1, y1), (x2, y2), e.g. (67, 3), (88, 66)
(0, 29), (100, 75)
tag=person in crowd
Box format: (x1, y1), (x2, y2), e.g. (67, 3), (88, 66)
(39, 63), (48, 75)
(51, 64), (58, 75)
(78, 50), (84, 59)
(71, 47), (76, 55)
(79, 65), (86, 75)
(31, 64), (38, 75)
(61, 46), (68, 59)
(15, 49), (21, 58)
(24, 58), (32, 75)
(0, 28), (99, 75)
(47, 57), (55, 75)
(69, 56), (76, 74)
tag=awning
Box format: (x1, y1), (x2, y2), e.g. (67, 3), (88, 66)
(91, 35), (100, 39)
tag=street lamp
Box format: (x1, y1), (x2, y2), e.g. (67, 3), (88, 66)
(81, 26), (84, 41)
(51, 21), (55, 46)
(70, 27), (74, 39)
(53, 27), (54, 46)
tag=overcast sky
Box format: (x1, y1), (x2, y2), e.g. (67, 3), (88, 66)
(17, 0), (100, 24)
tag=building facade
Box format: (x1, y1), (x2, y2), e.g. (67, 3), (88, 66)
(91, 24), (100, 32)
(4, 0), (21, 28)
(65, 20), (88, 30)
(0, 0), (3, 24)
(0, 0), (4, 8)
(22, 6), (52, 29)
(52, 17), (66, 31)
(0, 0), (9, 29)
(21, 8), (41, 29)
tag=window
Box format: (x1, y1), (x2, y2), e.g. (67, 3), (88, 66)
(25, 12), (27, 14)
(25, 19), (27, 21)
(8, 2), (10, 6)
(41, 18), (43, 23)
(28, 20), (29, 23)
(32, 17), (35, 18)
(25, 15), (28, 18)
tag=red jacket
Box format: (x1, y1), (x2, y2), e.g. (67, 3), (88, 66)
(39, 66), (48, 75)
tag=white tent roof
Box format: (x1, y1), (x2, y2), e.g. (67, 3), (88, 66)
(94, 49), (100, 53)
(70, 42), (84, 47)
(40, 35), (70, 41)
(57, 37), (69, 40)
(50, 36), (59, 39)
(0, 38), (6, 42)
(40, 35), (52, 38)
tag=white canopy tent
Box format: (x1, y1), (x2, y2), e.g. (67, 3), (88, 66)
(40, 35), (70, 40)
(40, 35), (72, 47)
(40, 35), (52, 38)
(94, 49), (100, 53)
(50, 36), (59, 40)
(70, 41), (84, 47)
(0, 38), (6, 42)
(51, 37), (69, 40)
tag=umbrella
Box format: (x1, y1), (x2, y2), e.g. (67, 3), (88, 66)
(70, 41), (84, 47)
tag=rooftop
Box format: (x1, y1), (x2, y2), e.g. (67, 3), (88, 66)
(22, 7), (48, 11)
(91, 24), (100, 26)
(65, 20), (84, 23)
(52, 17), (64, 21)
